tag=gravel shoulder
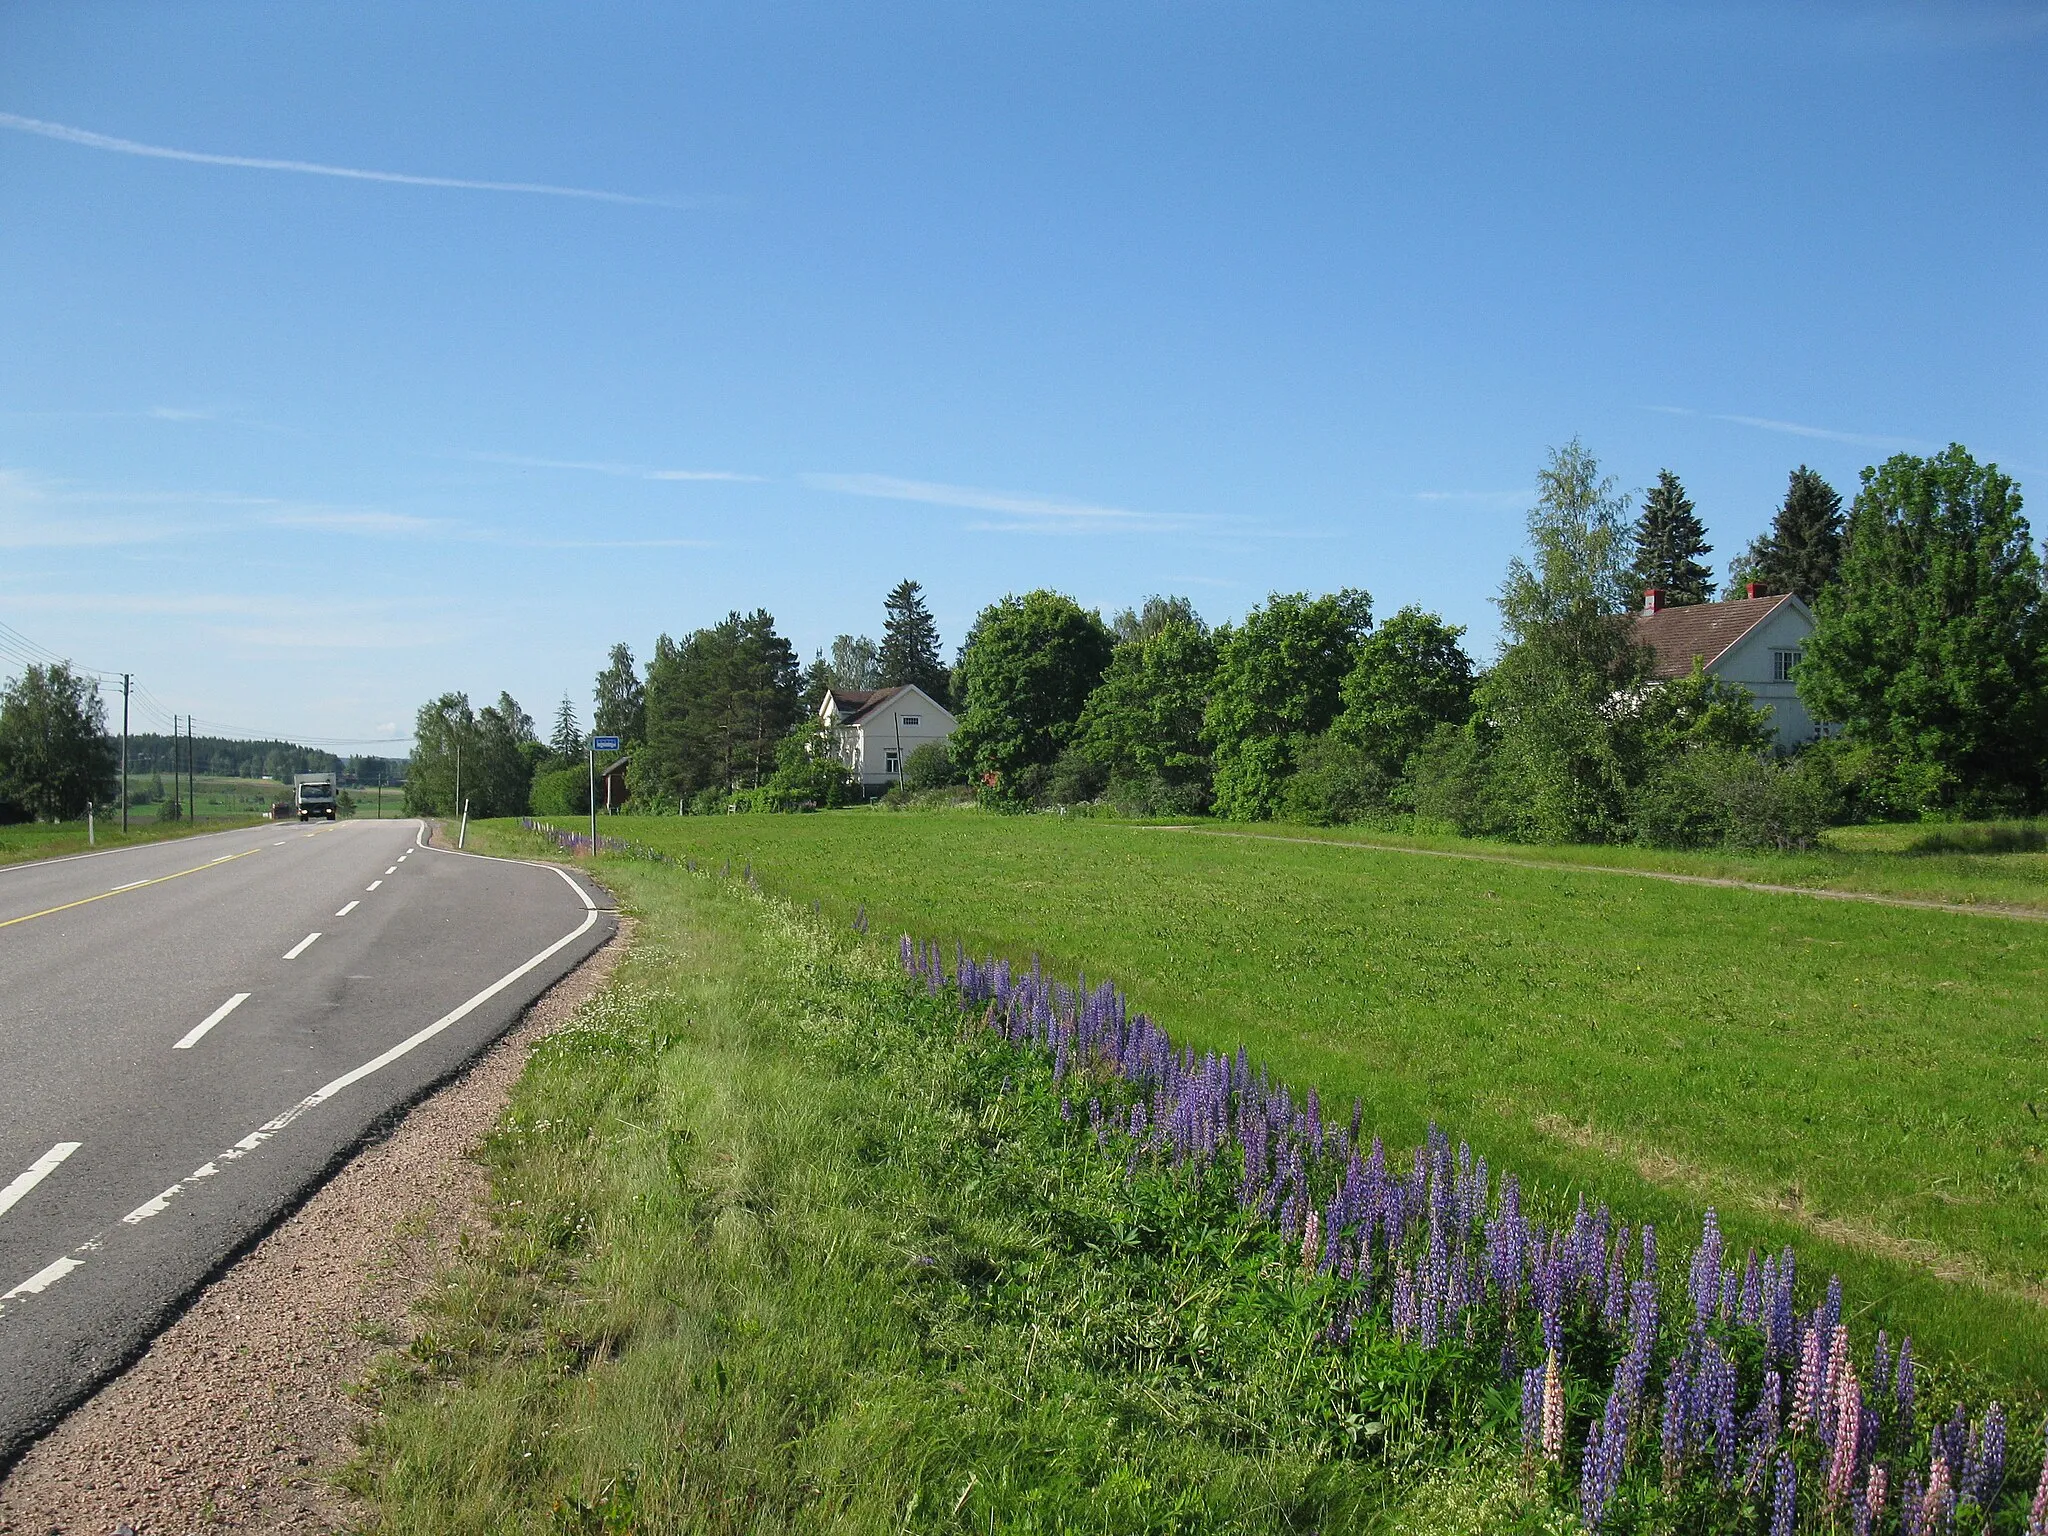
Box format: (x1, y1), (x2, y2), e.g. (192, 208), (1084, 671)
(0, 907), (633, 1536)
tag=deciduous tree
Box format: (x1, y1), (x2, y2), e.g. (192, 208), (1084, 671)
(1330, 606), (1475, 779)
(951, 591), (1114, 805)
(1205, 589), (1372, 820)
(1073, 615), (1217, 800)
(1798, 445), (2044, 806)
(593, 643), (646, 745)
(0, 662), (116, 820)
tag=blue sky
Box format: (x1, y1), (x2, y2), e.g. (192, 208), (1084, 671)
(2, 2), (2043, 749)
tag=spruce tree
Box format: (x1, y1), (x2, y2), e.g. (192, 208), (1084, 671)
(1733, 467), (1844, 600)
(550, 693), (582, 758)
(877, 579), (950, 705)
(1627, 470), (1715, 605)
(592, 642), (645, 744)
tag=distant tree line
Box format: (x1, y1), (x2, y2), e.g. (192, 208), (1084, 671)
(402, 439), (2040, 844)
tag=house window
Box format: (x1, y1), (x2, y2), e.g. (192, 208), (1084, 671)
(884, 749), (901, 775)
(900, 715), (920, 727)
(1772, 649), (1803, 682)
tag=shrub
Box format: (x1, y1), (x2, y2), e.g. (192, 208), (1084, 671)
(903, 740), (962, 790)
(1045, 745), (1108, 807)
(1104, 773), (1210, 818)
(1277, 734), (1393, 826)
(528, 765), (590, 817)
(1629, 749), (1841, 851)
(1405, 724), (1501, 836)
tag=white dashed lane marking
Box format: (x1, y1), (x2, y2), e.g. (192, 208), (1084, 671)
(282, 932), (320, 960)
(174, 993), (249, 1051)
(366, 880), (381, 891)
(335, 900), (358, 917)
(0, 1143), (81, 1220)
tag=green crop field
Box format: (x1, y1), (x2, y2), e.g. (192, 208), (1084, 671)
(480, 811), (2048, 1399)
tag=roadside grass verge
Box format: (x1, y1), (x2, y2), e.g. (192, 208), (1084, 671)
(0, 813), (267, 869)
(476, 814), (2048, 1397)
(350, 855), (1533, 1533)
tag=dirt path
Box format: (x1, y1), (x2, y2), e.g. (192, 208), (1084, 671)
(0, 910), (632, 1536)
(1140, 825), (2048, 923)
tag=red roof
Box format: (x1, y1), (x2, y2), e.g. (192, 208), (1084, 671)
(1631, 593), (1794, 680)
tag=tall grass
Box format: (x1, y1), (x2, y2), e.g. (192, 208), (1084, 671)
(352, 858), (1531, 1532)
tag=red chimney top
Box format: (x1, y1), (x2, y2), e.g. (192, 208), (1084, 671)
(1643, 588), (1665, 614)
(1745, 581), (1763, 599)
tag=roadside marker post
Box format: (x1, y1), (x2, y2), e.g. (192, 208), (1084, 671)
(589, 736), (619, 845)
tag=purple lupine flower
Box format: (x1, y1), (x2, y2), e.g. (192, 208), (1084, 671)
(1661, 1361), (1691, 1486)
(1689, 1209), (1724, 1331)
(1520, 1364), (1544, 1466)
(1901, 1470), (1927, 1536)
(1771, 1453), (1797, 1536)
(1826, 1361), (1862, 1515)
(2027, 1413), (2048, 1536)
(1973, 1402), (2007, 1509)
(1705, 1341), (1739, 1489)
(1580, 1387), (1628, 1531)
(1896, 1336), (1916, 1439)
(1739, 1248), (1761, 1326)
(1863, 1462), (1889, 1536)
(1642, 1222), (1658, 1282)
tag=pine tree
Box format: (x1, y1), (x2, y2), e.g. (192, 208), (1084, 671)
(1627, 470), (1715, 606)
(876, 579), (950, 705)
(1732, 467), (1844, 600)
(550, 693), (582, 758)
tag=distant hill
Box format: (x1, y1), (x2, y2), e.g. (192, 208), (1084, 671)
(123, 734), (407, 786)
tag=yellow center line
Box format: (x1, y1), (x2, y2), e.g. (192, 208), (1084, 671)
(0, 846), (265, 931)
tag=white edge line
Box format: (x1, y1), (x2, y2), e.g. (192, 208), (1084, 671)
(122, 900), (602, 1228)
(173, 991), (249, 1050)
(283, 931), (320, 959)
(0, 1142), (82, 1219)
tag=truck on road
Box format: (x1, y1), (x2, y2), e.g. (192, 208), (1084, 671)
(294, 772), (338, 821)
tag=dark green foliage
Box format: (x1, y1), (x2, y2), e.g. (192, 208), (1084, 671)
(1627, 469), (1715, 605)
(1733, 467), (1845, 600)
(901, 739), (963, 790)
(592, 642), (646, 746)
(877, 579), (950, 705)
(1629, 748), (1840, 851)
(951, 591), (1115, 806)
(1799, 445), (2045, 810)
(404, 693), (471, 816)
(1073, 615), (1217, 802)
(0, 661), (117, 820)
(1206, 590), (1372, 821)
(1045, 744), (1108, 806)
(1277, 734), (1392, 825)
(637, 611), (803, 809)
(1330, 607), (1475, 782)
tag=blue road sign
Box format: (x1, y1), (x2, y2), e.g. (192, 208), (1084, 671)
(592, 736), (621, 751)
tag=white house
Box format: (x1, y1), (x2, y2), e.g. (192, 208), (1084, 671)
(818, 684), (958, 792)
(1632, 586), (1825, 749)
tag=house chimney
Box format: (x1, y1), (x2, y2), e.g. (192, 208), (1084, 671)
(1643, 588), (1665, 614)
(1745, 581), (1763, 599)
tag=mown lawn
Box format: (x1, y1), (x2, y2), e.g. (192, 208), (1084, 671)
(482, 811), (2048, 1396)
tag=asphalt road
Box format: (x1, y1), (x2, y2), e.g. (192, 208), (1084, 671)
(0, 817), (614, 1467)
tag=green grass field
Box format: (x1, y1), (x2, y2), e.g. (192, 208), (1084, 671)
(0, 776), (410, 869)
(481, 811), (2048, 1398)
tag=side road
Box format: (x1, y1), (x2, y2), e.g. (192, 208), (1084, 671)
(0, 909), (631, 1534)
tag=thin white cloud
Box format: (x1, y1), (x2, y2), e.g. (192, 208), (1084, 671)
(0, 111), (683, 208)
(1645, 405), (1925, 452)
(267, 508), (453, 538)
(802, 472), (1224, 535)
(473, 452), (761, 482)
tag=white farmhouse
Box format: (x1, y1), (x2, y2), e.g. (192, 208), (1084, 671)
(1632, 585), (1825, 750)
(818, 684), (958, 793)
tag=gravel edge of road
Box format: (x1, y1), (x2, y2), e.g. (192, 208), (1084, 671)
(0, 897), (634, 1536)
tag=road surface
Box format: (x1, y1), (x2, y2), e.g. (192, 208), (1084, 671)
(0, 818), (613, 1468)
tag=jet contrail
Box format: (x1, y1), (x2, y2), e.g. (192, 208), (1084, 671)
(0, 110), (677, 207)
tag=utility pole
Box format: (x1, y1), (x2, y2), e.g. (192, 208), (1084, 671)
(588, 732), (596, 846)
(454, 737), (462, 825)
(120, 675), (131, 833)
